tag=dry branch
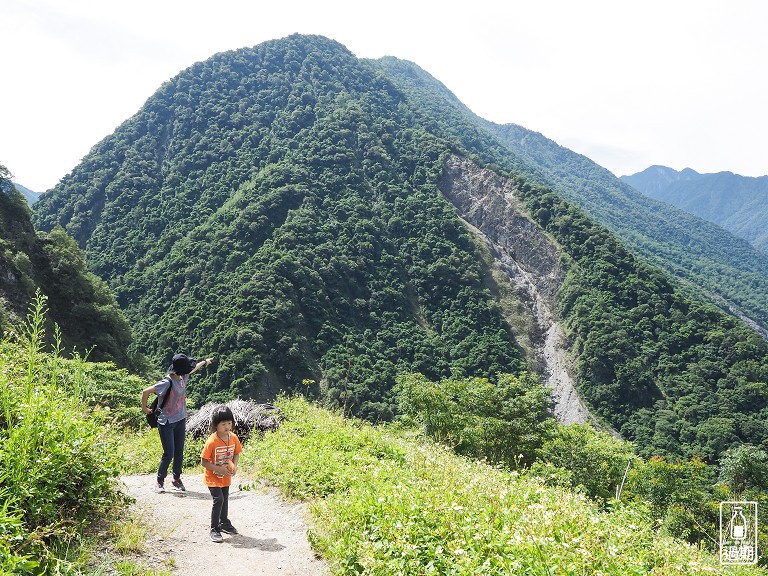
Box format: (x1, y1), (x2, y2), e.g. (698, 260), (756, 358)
(186, 399), (282, 444)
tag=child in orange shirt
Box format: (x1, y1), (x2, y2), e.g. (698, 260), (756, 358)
(200, 405), (243, 543)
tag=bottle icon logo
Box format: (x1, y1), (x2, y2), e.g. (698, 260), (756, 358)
(729, 506), (747, 540)
(720, 501), (758, 564)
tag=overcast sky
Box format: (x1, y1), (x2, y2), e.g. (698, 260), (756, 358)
(2, 0), (767, 192)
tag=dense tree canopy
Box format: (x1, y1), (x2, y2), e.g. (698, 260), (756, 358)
(0, 163), (132, 364)
(517, 186), (768, 460)
(376, 57), (768, 335)
(33, 36), (524, 417)
(395, 372), (557, 468)
(30, 35), (768, 459)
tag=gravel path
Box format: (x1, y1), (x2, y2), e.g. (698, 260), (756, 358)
(119, 474), (329, 575)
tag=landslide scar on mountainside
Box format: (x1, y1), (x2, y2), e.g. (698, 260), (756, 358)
(438, 154), (591, 425)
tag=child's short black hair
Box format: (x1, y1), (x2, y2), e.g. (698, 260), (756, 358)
(210, 405), (235, 431)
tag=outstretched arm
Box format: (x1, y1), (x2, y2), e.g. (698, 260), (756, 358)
(190, 357), (215, 374)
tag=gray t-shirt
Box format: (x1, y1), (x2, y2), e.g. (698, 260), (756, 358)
(154, 374), (188, 425)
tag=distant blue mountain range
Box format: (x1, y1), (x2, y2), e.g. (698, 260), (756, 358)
(12, 182), (42, 205)
(622, 166), (768, 252)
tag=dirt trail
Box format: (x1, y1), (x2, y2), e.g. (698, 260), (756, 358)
(119, 474), (329, 575)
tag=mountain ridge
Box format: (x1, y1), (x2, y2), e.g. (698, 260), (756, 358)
(30, 34), (768, 460)
(33, 35), (526, 418)
(12, 181), (41, 205)
(373, 57), (768, 335)
(622, 165), (768, 252)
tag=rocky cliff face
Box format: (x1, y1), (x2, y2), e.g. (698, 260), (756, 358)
(438, 155), (591, 425)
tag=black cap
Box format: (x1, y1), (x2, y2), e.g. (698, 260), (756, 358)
(168, 353), (197, 375)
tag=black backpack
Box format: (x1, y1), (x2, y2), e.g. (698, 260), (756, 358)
(145, 377), (173, 428)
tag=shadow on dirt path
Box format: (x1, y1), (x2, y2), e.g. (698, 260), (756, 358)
(119, 474), (329, 575)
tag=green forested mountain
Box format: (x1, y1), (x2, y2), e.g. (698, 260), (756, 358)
(486, 128), (768, 334)
(0, 165), (133, 365)
(373, 57), (768, 336)
(32, 36), (524, 418)
(622, 165), (768, 253)
(31, 34), (768, 459)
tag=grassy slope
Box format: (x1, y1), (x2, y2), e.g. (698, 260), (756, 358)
(243, 397), (759, 575)
(1, 324), (762, 574)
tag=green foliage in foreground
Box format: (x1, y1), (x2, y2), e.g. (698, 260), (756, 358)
(394, 372), (557, 469)
(249, 397), (762, 575)
(533, 423), (636, 502)
(392, 372), (768, 558)
(0, 296), (127, 574)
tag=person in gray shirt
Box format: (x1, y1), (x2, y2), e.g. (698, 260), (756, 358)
(142, 353), (214, 492)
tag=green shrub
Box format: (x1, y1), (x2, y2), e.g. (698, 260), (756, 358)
(394, 372), (556, 467)
(248, 396), (757, 575)
(113, 428), (163, 474)
(533, 423), (635, 501)
(0, 294), (123, 573)
(64, 360), (150, 430)
(622, 456), (719, 546)
(719, 444), (768, 498)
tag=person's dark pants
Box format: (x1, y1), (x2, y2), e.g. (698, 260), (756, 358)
(209, 486), (230, 529)
(156, 418), (186, 482)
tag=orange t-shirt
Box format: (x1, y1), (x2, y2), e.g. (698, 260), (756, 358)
(201, 431), (243, 487)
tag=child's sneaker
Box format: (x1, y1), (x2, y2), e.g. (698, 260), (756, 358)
(171, 477), (186, 492)
(210, 528), (223, 543)
(220, 521), (238, 534)
(152, 481), (164, 493)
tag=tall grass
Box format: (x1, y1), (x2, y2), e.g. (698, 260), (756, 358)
(0, 294), (124, 574)
(248, 396), (764, 575)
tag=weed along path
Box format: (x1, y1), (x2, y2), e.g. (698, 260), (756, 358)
(119, 474), (329, 575)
